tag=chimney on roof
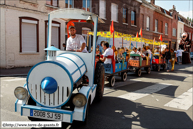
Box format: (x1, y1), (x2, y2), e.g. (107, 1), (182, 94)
(151, 0), (155, 5)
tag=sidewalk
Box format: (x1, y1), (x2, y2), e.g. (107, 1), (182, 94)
(0, 67), (32, 77)
(0, 62), (192, 77)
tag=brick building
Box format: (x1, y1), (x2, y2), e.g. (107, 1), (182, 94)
(169, 6), (178, 50)
(73, 0), (142, 36)
(139, 0), (154, 40)
(152, 3), (173, 48)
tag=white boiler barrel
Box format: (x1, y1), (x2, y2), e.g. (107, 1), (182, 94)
(26, 53), (87, 108)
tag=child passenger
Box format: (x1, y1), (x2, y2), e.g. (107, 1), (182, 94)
(117, 48), (125, 63)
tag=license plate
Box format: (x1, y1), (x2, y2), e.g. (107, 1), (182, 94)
(31, 110), (63, 121)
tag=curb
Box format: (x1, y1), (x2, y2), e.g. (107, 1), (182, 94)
(0, 74), (28, 77)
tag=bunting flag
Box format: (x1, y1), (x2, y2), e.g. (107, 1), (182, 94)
(87, 31), (168, 45)
(159, 35), (163, 41)
(110, 21), (114, 34)
(139, 28), (143, 37)
(136, 32), (139, 38)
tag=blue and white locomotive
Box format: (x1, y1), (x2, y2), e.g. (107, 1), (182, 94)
(14, 8), (105, 124)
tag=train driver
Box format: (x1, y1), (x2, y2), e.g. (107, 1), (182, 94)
(66, 26), (88, 53)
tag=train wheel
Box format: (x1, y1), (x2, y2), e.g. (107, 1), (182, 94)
(147, 67), (151, 74)
(136, 69), (141, 77)
(121, 72), (127, 82)
(157, 65), (160, 72)
(109, 76), (115, 87)
(94, 63), (105, 101)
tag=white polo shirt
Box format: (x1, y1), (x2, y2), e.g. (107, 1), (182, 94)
(66, 34), (88, 53)
(103, 48), (114, 64)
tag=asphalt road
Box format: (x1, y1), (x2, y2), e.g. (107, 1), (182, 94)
(0, 63), (193, 129)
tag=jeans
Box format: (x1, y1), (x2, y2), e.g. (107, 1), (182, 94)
(166, 59), (171, 70)
(178, 56), (182, 63)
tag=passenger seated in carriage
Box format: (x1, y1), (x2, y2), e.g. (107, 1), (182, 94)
(116, 48), (125, 63)
(130, 47), (141, 60)
(99, 41), (114, 64)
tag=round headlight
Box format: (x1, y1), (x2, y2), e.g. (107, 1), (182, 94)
(14, 87), (28, 100)
(72, 93), (87, 107)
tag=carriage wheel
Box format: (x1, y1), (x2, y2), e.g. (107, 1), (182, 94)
(109, 76), (115, 87)
(147, 67), (151, 74)
(136, 68), (142, 77)
(121, 72), (127, 82)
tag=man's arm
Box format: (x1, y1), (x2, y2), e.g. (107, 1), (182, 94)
(66, 38), (72, 51)
(100, 57), (106, 62)
(76, 35), (86, 52)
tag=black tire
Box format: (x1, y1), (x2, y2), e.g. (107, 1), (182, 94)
(121, 72), (127, 82)
(147, 67), (151, 74)
(157, 65), (160, 72)
(109, 76), (115, 87)
(94, 63), (105, 101)
(136, 69), (142, 77)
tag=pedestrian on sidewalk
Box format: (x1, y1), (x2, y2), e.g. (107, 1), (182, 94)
(177, 48), (184, 64)
(164, 47), (171, 72)
(170, 49), (176, 71)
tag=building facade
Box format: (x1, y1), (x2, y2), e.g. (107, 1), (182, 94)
(0, 0), (66, 68)
(139, 0), (155, 40)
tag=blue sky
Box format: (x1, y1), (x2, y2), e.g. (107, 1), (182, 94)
(147, 0), (193, 19)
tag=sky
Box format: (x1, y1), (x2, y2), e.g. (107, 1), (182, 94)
(147, 0), (193, 19)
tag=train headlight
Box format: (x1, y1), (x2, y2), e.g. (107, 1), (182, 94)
(14, 87), (28, 100)
(72, 93), (87, 107)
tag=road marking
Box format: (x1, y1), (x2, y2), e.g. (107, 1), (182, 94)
(118, 83), (172, 101)
(3, 78), (26, 82)
(164, 88), (193, 110)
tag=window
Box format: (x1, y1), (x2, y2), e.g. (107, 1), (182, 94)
(83, 0), (92, 12)
(131, 11), (136, 25)
(172, 28), (176, 36)
(99, 0), (106, 19)
(111, 3), (118, 22)
(65, 0), (74, 8)
(161, 21), (163, 33)
(123, 8), (128, 23)
(165, 23), (168, 35)
(141, 14), (144, 29)
(46, 0), (58, 7)
(45, 21), (61, 49)
(146, 16), (150, 30)
(155, 19), (158, 32)
(20, 17), (39, 53)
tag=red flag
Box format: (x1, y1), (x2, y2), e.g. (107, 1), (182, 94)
(159, 35), (163, 41)
(136, 32), (139, 38)
(110, 21), (114, 34)
(139, 28), (143, 37)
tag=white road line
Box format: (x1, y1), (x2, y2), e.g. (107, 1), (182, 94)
(118, 83), (172, 101)
(164, 88), (193, 110)
(3, 78), (26, 82)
